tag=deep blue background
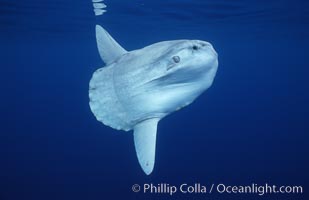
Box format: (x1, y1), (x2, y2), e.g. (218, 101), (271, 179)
(1, 0), (308, 199)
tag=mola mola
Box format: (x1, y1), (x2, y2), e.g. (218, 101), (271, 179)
(89, 25), (218, 175)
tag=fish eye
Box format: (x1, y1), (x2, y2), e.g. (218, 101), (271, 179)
(193, 45), (198, 50)
(172, 56), (180, 63)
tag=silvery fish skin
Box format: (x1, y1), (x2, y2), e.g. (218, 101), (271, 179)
(89, 25), (218, 175)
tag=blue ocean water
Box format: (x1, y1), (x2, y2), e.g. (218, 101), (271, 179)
(1, 0), (309, 199)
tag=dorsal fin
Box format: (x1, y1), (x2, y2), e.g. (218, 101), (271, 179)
(95, 25), (127, 65)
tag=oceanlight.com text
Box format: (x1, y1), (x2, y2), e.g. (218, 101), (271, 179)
(131, 183), (303, 196)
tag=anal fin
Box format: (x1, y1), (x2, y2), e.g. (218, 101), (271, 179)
(133, 118), (160, 175)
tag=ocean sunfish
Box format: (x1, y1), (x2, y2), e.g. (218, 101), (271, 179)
(89, 25), (218, 175)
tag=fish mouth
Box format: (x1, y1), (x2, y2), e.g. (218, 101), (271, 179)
(199, 41), (218, 58)
(209, 45), (218, 57)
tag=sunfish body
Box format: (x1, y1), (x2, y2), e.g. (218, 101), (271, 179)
(89, 25), (218, 175)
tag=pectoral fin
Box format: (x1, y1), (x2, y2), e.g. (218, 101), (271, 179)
(133, 118), (160, 175)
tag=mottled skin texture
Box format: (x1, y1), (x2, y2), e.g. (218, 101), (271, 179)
(90, 40), (218, 130)
(89, 25), (218, 174)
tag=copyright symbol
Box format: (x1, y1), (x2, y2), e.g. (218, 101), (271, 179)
(132, 184), (141, 192)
